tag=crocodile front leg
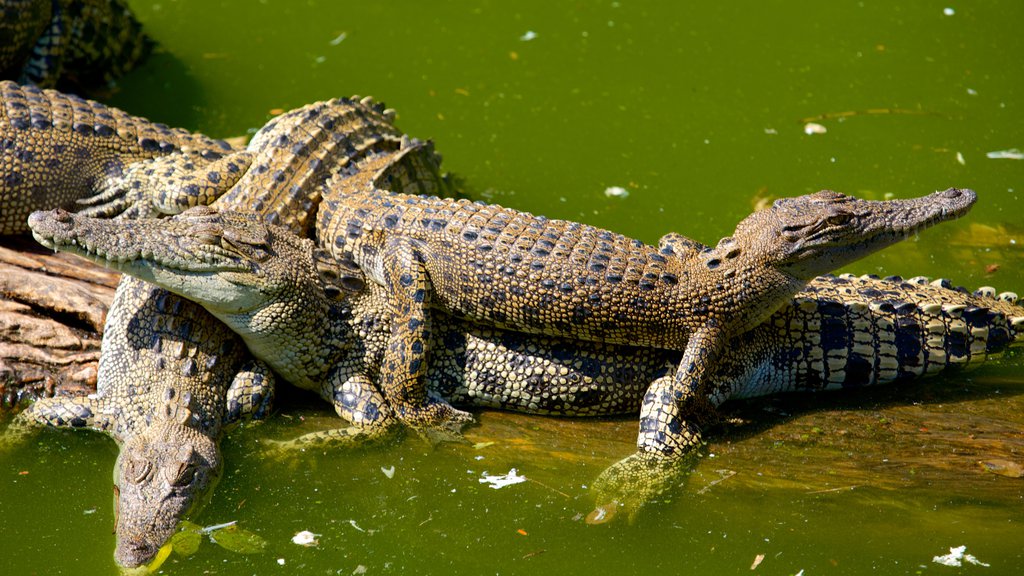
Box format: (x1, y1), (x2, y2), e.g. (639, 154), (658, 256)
(264, 373), (397, 452)
(375, 235), (474, 432)
(0, 394), (114, 450)
(79, 150), (254, 219)
(592, 328), (722, 512)
(223, 359), (276, 427)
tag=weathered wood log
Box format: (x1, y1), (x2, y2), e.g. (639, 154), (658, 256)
(0, 235), (117, 410)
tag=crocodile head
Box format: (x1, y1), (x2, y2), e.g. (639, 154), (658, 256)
(709, 188), (977, 280)
(28, 206), (363, 385)
(113, 389), (221, 568)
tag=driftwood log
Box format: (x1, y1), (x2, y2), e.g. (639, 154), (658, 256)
(0, 235), (117, 409)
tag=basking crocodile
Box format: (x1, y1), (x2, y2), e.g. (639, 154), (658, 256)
(28, 206), (1023, 510)
(313, 185), (975, 453)
(0, 0), (152, 93)
(6, 96), (446, 567)
(1, 276), (275, 567)
(0, 80), (239, 235)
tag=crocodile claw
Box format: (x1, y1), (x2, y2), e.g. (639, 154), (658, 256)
(588, 450), (697, 523)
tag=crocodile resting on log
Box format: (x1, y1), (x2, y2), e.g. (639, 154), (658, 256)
(0, 0), (152, 93)
(4, 95), (445, 567)
(28, 198), (1011, 511)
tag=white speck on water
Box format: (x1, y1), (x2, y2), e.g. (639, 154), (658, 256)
(764, 128), (778, 135)
(380, 466), (395, 479)
(480, 468), (528, 489)
(314, 55), (326, 64)
(291, 530), (319, 546)
(966, 87), (978, 95)
(956, 151), (965, 165)
(520, 30), (537, 41)
(987, 148), (1024, 160)
(604, 186), (629, 199)
(83, 508), (96, 515)
(943, 7), (955, 16)
(933, 545), (990, 567)
(329, 32), (347, 45)
(277, 558), (286, 566)
(804, 122), (827, 135)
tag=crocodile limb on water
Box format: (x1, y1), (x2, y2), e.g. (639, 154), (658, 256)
(27, 206), (1023, 516)
(0, 0), (153, 94)
(0, 81), (239, 234)
(314, 185), (976, 449)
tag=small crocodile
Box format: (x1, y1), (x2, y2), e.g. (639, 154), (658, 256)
(313, 185), (975, 452)
(5, 96), (444, 567)
(0, 80), (238, 235)
(0, 0), (153, 93)
(2, 277), (275, 567)
(28, 206), (1023, 509)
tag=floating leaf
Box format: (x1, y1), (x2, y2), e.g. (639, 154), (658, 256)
(209, 524), (268, 554)
(170, 528), (202, 556)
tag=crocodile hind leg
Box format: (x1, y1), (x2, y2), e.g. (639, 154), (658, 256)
(0, 395), (114, 451)
(78, 150), (254, 219)
(373, 236), (474, 432)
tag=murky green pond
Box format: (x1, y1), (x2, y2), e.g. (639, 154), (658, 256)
(2, 1), (1023, 574)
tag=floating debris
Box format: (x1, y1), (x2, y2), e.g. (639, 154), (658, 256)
(329, 32), (348, 46)
(978, 459), (1024, 478)
(604, 186), (630, 199)
(479, 468), (527, 489)
(584, 502), (618, 525)
(291, 530), (320, 547)
(520, 30), (537, 41)
(986, 148), (1024, 160)
(381, 465), (396, 479)
(751, 553), (765, 570)
(803, 122), (827, 135)
(932, 545), (990, 567)
(956, 151), (966, 165)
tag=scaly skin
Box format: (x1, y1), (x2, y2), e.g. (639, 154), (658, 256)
(314, 186), (976, 447)
(28, 206), (1023, 513)
(1, 278), (275, 567)
(8, 96), (448, 567)
(0, 80), (238, 235)
(0, 0), (153, 93)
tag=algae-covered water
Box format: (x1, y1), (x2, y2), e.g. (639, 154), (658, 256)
(2, 1), (1023, 574)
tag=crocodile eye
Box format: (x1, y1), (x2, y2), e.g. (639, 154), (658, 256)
(170, 462), (198, 487)
(125, 459), (153, 484)
(827, 214), (853, 226)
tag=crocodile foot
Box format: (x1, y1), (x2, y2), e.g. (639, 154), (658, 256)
(588, 450), (698, 524)
(260, 423), (399, 459)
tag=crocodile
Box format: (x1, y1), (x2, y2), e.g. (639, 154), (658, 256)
(0, 80), (239, 235)
(6, 96), (447, 567)
(0, 0), (153, 93)
(312, 185), (976, 452)
(27, 205), (1023, 510)
(1, 276), (276, 567)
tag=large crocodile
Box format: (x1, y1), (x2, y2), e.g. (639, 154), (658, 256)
(312, 185), (975, 455)
(0, 0), (152, 93)
(5, 96), (445, 567)
(0, 80), (239, 235)
(28, 206), (1023, 510)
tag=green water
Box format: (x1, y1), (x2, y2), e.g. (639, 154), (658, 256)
(2, 0), (1023, 574)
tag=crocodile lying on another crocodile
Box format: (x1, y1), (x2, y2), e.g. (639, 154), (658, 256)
(29, 205), (1023, 510)
(0, 0), (152, 93)
(314, 184), (975, 461)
